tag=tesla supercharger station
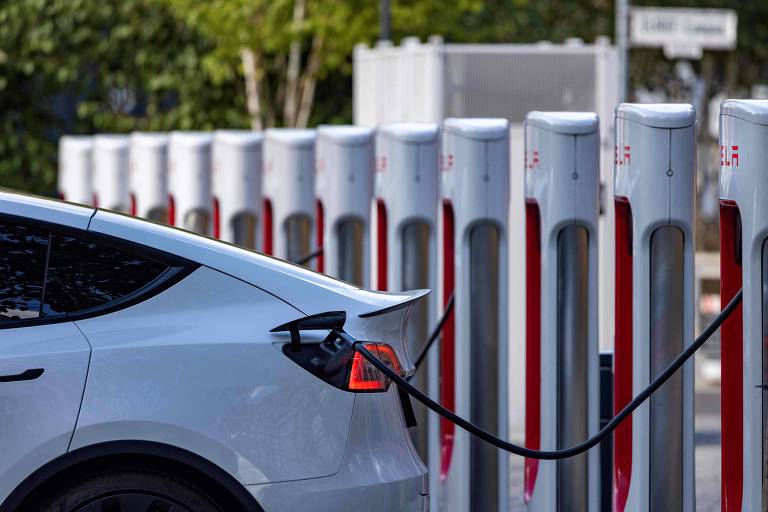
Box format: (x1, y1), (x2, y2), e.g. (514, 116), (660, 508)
(719, 99), (768, 512)
(315, 125), (374, 286)
(213, 130), (263, 250)
(58, 136), (94, 205)
(129, 132), (169, 222)
(92, 134), (130, 212)
(168, 132), (213, 235)
(262, 129), (316, 263)
(523, 112), (600, 512)
(371, 122), (439, 472)
(438, 118), (509, 512)
(612, 104), (696, 512)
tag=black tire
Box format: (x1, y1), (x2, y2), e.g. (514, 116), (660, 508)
(37, 468), (225, 512)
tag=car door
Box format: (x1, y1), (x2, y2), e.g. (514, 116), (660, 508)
(0, 219), (91, 503)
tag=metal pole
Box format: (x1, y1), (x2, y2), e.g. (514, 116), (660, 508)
(380, 0), (391, 41)
(616, 0), (629, 102)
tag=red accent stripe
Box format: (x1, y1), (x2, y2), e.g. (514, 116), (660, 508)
(524, 200), (541, 501)
(316, 200), (325, 272)
(58, 192), (65, 201)
(720, 199), (743, 512)
(212, 197), (221, 239)
(613, 196), (633, 511)
(93, 193), (99, 209)
(263, 198), (273, 255)
(440, 200), (455, 481)
(130, 193), (137, 216)
(375, 199), (388, 291)
(167, 194), (175, 226)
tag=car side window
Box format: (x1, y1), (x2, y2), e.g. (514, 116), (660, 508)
(44, 233), (169, 315)
(0, 217), (177, 324)
(0, 221), (50, 321)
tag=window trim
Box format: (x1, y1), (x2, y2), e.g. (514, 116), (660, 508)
(0, 213), (199, 330)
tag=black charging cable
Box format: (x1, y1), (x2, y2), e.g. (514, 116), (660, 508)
(407, 292), (455, 380)
(292, 247), (324, 266)
(350, 288), (742, 460)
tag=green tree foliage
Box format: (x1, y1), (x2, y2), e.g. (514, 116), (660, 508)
(163, 0), (379, 129)
(0, 0), (246, 195)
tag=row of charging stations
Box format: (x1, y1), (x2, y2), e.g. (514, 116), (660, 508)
(58, 103), (757, 512)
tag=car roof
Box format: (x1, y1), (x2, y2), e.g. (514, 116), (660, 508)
(0, 189), (95, 229)
(0, 190), (426, 317)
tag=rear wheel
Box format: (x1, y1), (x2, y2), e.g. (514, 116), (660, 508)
(38, 468), (224, 512)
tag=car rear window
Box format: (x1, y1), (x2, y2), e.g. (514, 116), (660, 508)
(0, 218), (177, 323)
(44, 233), (169, 315)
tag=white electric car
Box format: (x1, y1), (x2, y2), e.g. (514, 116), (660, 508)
(0, 191), (428, 512)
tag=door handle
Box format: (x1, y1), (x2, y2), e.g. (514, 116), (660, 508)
(0, 368), (44, 383)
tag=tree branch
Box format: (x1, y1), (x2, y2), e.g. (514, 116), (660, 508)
(240, 47), (264, 131)
(295, 34), (324, 128)
(283, 0), (306, 127)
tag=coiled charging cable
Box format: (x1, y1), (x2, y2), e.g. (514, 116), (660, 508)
(345, 288), (742, 460)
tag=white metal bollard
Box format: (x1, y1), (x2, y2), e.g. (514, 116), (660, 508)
(129, 132), (169, 223)
(262, 129), (316, 263)
(213, 130), (263, 249)
(438, 118), (509, 512)
(523, 112), (600, 512)
(718, 99), (768, 512)
(612, 103), (696, 512)
(315, 125), (374, 286)
(372, 121), (439, 486)
(92, 134), (130, 212)
(58, 136), (94, 205)
(168, 132), (213, 235)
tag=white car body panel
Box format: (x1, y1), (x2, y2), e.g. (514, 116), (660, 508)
(89, 210), (427, 371)
(0, 322), (90, 501)
(71, 265), (354, 484)
(250, 389), (428, 511)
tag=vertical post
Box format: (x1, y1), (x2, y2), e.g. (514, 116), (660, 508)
(523, 112), (601, 512)
(613, 103), (696, 511)
(92, 135), (131, 213)
(315, 125), (374, 286)
(168, 132), (214, 235)
(372, 123), (439, 479)
(130, 133), (169, 223)
(616, 0), (629, 102)
(212, 130), (263, 249)
(58, 136), (93, 205)
(439, 118), (509, 512)
(718, 99), (768, 511)
(262, 129), (316, 263)
(379, 0), (391, 42)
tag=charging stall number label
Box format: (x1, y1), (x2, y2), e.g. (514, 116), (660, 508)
(524, 149), (540, 170)
(720, 144), (740, 168)
(439, 154), (454, 171)
(376, 155), (388, 172)
(615, 145), (631, 166)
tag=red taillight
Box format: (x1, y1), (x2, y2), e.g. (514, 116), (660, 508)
(348, 343), (403, 392)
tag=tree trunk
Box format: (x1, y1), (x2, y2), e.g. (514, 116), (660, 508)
(283, 0), (307, 127)
(240, 47), (264, 131)
(295, 35), (324, 129)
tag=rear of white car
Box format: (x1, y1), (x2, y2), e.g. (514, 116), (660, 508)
(0, 192), (428, 512)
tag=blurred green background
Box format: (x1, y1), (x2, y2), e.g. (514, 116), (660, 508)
(1, 0), (766, 196)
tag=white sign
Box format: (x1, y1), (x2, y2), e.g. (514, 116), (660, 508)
(631, 7), (737, 59)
